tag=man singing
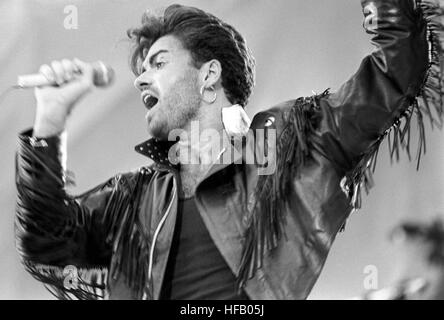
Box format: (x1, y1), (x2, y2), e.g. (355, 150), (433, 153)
(15, 0), (443, 299)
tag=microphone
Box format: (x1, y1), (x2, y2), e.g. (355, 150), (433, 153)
(16, 61), (115, 88)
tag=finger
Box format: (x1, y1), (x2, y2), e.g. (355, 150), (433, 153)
(38, 64), (56, 84)
(62, 69), (94, 95)
(50, 60), (65, 85)
(71, 58), (81, 73)
(73, 58), (94, 86)
(61, 59), (75, 81)
(73, 58), (92, 76)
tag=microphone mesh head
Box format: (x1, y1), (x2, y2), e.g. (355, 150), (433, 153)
(92, 61), (115, 87)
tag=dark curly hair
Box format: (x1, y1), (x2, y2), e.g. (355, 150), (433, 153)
(392, 218), (444, 266)
(127, 4), (256, 107)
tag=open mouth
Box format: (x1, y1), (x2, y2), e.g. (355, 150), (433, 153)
(143, 94), (159, 110)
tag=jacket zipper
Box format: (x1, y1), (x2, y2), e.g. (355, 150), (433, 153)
(147, 177), (177, 284)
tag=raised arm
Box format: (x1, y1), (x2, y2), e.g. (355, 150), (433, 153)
(318, 0), (443, 208)
(14, 58), (151, 299)
(237, 0), (443, 288)
(251, 0), (442, 210)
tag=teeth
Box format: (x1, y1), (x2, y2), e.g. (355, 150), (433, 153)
(143, 94), (151, 104)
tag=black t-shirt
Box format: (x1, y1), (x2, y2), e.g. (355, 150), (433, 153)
(159, 197), (249, 300)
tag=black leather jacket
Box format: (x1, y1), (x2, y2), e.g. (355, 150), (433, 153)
(15, 0), (443, 299)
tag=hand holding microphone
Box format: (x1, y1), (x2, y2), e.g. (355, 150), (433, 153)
(17, 60), (114, 89)
(30, 58), (114, 138)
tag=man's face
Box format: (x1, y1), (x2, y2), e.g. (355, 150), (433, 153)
(134, 35), (202, 140)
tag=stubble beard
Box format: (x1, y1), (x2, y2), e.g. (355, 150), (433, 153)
(147, 71), (201, 140)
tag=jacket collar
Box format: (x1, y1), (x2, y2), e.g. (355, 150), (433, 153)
(134, 138), (179, 169)
(135, 104), (253, 170)
(134, 135), (243, 174)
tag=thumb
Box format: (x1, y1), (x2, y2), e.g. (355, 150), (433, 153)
(60, 58), (94, 102)
(72, 58), (94, 87)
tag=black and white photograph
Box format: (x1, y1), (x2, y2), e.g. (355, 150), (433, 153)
(0, 0), (443, 304)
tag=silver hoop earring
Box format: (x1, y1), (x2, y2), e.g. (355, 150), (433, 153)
(200, 85), (217, 104)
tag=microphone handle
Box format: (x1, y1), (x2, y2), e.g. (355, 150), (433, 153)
(17, 74), (55, 88)
(16, 61), (113, 88)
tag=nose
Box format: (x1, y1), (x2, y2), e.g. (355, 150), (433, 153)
(134, 71), (152, 91)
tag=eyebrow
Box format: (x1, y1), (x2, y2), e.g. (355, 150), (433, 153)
(142, 49), (169, 71)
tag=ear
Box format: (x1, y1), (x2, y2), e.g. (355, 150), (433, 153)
(199, 59), (222, 88)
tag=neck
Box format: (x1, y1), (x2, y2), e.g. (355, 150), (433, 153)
(178, 99), (232, 173)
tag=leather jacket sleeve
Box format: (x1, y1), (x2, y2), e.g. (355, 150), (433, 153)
(237, 0), (442, 285)
(16, 130), (116, 266)
(318, 0), (430, 172)
(272, 0), (439, 209)
(15, 129), (141, 298)
(268, 0), (438, 207)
